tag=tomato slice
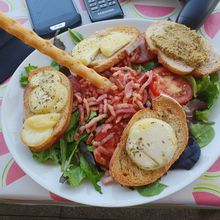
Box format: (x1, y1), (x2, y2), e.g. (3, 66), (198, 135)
(103, 137), (116, 155)
(149, 67), (193, 104)
(94, 130), (107, 142)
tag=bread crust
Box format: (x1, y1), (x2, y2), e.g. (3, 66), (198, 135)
(22, 66), (73, 152)
(157, 52), (193, 75)
(109, 95), (188, 186)
(192, 40), (220, 77)
(145, 21), (220, 77)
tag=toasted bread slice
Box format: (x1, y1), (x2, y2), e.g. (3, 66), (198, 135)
(22, 66), (73, 152)
(109, 95), (188, 186)
(145, 21), (194, 75)
(71, 26), (140, 73)
(91, 26), (140, 73)
(145, 21), (220, 77)
(193, 40), (220, 77)
(157, 51), (194, 75)
(145, 21), (169, 53)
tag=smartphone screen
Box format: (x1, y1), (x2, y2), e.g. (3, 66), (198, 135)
(26, 0), (81, 37)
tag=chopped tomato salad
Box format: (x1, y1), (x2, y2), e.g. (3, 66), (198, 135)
(69, 65), (194, 168)
(70, 66), (152, 167)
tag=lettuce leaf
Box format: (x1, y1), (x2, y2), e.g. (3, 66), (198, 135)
(53, 37), (65, 50)
(66, 111), (80, 132)
(190, 123), (215, 148)
(60, 138), (67, 171)
(32, 143), (60, 163)
(184, 74), (220, 148)
(24, 64), (38, 73)
(196, 74), (220, 108)
(19, 64), (38, 87)
(64, 165), (86, 188)
(87, 111), (97, 122)
(63, 133), (88, 170)
(136, 181), (167, 197)
(31, 110), (103, 192)
(64, 111), (80, 143)
(50, 60), (61, 71)
(53, 30), (66, 50)
(68, 28), (84, 44)
(185, 75), (197, 97)
(80, 154), (103, 193)
(195, 110), (214, 125)
(132, 61), (161, 72)
(186, 74), (220, 128)
(87, 145), (95, 152)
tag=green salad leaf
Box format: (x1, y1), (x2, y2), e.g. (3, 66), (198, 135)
(185, 73), (219, 147)
(32, 109), (102, 192)
(65, 112), (80, 143)
(190, 123), (215, 148)
(196, 75), (210, 95)
(64, 165), (86, 188)
(87, 145), (95, 152)
(50, 60), (61, 71)
(65, 127), (78, 143)
(64, 132), (88, 171)
(68, 28), (84, 44)
(53, 37), (66, 50)
(80, 154), (103, 193)
(186, 74), (220, 104)
(196, 74), (220, 108)
(132, 61), (161, 72)
(60, 138), (67, 171)
(25, 64), (38, 73)
(53, 30), (66, 50)
(32, 143), (60, 163)
(195, 110), (214, 125)
(185, 75), (197, 97)
(136, 181), (167, 197)
(20, 71), (29, 88)
(88, 111), (97, 122)
(61, 129), (103, 193)
(19, 64), (38, 87)
(66, 111), (80, 132)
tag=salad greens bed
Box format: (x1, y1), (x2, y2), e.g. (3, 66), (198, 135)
(18, 29), (220, 197)
(32, 111), (103, 193)
(185, 74), (219, 147)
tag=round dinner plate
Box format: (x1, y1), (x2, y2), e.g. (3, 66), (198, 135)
(2, 19), (220, 207)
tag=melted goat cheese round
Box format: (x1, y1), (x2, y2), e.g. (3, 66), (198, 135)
(126, 118), (178, 170)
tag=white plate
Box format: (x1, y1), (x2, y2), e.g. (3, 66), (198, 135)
(2, 19), (220, 207)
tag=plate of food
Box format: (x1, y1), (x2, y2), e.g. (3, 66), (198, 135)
(1, 13), (220, 207)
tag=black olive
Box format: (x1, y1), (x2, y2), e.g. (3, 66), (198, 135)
(171, 135), (201, 170)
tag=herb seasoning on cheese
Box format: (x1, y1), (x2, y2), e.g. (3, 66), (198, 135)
(151, 24), (208, 67)
(29, 71), (68, 114)
(29, 70), (61, 88)
(126, 118), (178, 170)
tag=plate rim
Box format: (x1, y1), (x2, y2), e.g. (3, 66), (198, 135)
(2, 18), (220, 207)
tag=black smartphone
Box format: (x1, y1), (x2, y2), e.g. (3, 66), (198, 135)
(0, 29), (34, 83)
(25, 0), (82, 38)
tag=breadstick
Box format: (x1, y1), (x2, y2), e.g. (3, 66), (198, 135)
(0, 12), (114, 90)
